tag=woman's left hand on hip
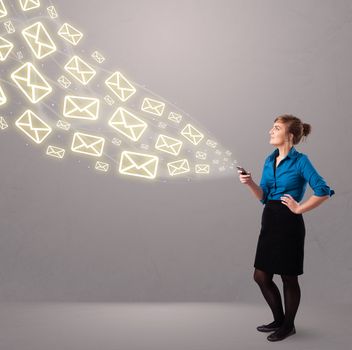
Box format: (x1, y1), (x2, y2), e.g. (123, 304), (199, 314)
(281, 194), (302, 214)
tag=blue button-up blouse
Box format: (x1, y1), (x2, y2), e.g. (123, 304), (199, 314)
(259, 146), (335, 205)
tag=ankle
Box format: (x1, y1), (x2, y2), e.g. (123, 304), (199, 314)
(281, 321), (295, 330)
(274, 316), (285, 324)
(267, 319), (283, 327)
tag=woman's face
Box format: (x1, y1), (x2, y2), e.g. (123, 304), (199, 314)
(269, 121), (292, 146)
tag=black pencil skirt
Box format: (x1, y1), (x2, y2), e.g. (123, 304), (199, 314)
(254, 200), (306, 276)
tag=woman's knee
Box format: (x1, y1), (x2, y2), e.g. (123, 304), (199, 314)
(253, 268), (273, 286)
(280, 274), (299, 286)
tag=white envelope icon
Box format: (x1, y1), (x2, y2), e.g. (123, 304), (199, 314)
(95, 161), (109, 172)
(4, 20), (15, 34)
(195, 164), (210, 174)
(63, 96), (100, 120)
(11, 62), (52, 104)
(206, 139), (217, 148)
(46, 145), (65, 159)
(71, 132), (105, 157)
(141, 98), (165, 116)
(58, 23), (83, 46)
(22, 22), (56, 59)
(155, 134), (183, 156)
(15, 109), (52, 144)
(167, 159), (190, 176)
(181, 124), (204, 146)
(56, 120), (71, 131)
(64, 55), (96, 86)
(105, 72), (136, 102)
(168, 112), (182, 123)
(119, 151), (159, 180)
(92, 51), (105, 64)
(108, 107), (147, 142)
(195, 151), (207, 160)
(47, 5), (58, 19)
(57, 75), (71, 89)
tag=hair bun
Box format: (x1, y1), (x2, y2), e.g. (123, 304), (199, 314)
(302, 123), (311, 137)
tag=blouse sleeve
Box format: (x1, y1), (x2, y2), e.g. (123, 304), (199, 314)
(259, 158), (270, 205)
(298, 155), (335, 197)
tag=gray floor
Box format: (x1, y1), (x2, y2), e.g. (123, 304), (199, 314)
(0, 301), (351, 350)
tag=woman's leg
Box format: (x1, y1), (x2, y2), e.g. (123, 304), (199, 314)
(253, 268), (285, 325)
(280, 274), (301, 330)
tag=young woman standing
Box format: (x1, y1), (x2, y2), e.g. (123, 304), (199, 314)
(238, 115), (335, 341)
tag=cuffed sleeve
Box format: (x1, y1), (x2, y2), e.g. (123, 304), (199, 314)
(259, 185), (269, 204)
(298, 155), (335, 198)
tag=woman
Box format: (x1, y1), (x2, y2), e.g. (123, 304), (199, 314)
(238, 115), (335, 342)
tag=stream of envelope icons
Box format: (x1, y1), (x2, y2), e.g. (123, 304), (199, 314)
(0, 0), (237, 181)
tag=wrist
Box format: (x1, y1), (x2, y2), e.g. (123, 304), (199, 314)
(246, 179), (255, 187)
(296, 205), (304, 214)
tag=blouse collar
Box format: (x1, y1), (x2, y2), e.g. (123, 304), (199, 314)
(269, 146), (299, 161)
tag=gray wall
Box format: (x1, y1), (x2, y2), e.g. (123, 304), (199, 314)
(0, 0), (350, 302)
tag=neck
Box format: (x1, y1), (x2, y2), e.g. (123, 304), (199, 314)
(277, 144), (293, 158)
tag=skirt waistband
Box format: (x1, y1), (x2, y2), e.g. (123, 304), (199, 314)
(265, 200), (287, 207)
(264, 200), (303, 216)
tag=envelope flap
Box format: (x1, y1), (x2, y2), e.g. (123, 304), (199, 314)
(169, 159), (186, 170)
(0, 36), (14, 49)
(160, 135), (182, 148)
(22, 22), (39, 38)
(145, 99), (155, 109)
(23, 22), (55, 50)
(28, 114), (50, 130)
(66, 96), (98, 113)
(16, 110), (51, 132)
(111, 108), (146, 128)
(106, 73), (119, 87)
(76, 133), (103, 148)
(36, 25), (54, 46)
(66, 56), (78, 69)
(59, 24), (69, 35)
(117, 73), (135, 91)
(27, 64), (51, 90)
(62, 23), (81, 37)
(124, 152), (157, 171)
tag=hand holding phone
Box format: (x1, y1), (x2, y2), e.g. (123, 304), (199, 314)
(236, 166), (248, 175)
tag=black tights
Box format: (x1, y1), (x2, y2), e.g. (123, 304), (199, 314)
(254, 268), (301, 329)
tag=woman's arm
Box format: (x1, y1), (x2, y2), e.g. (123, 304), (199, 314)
(297, 195), (329, 214)
(238, 172), (264, 201)
(247, 180), (264, 201)
(293, 154), (335, 214)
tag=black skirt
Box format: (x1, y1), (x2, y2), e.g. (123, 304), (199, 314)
(254, 200), (306, 276)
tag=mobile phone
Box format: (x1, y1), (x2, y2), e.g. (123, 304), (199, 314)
(236, 166), (248, 175)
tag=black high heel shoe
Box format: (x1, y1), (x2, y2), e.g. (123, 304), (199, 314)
(267, 325), (296, 341)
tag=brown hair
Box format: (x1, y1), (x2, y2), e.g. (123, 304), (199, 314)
(274, 114), (311, 145)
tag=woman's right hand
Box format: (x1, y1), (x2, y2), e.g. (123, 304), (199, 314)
(237, 170), (253, 185)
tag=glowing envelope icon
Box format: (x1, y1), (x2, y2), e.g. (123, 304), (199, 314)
(119, 151), (159, 180)
(15, 110), (52, 144)
(22, 22), (56, 59)
(11, 62), (52, 104)
(108, 107), (147, 142)
(63, 96), (100, 120)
